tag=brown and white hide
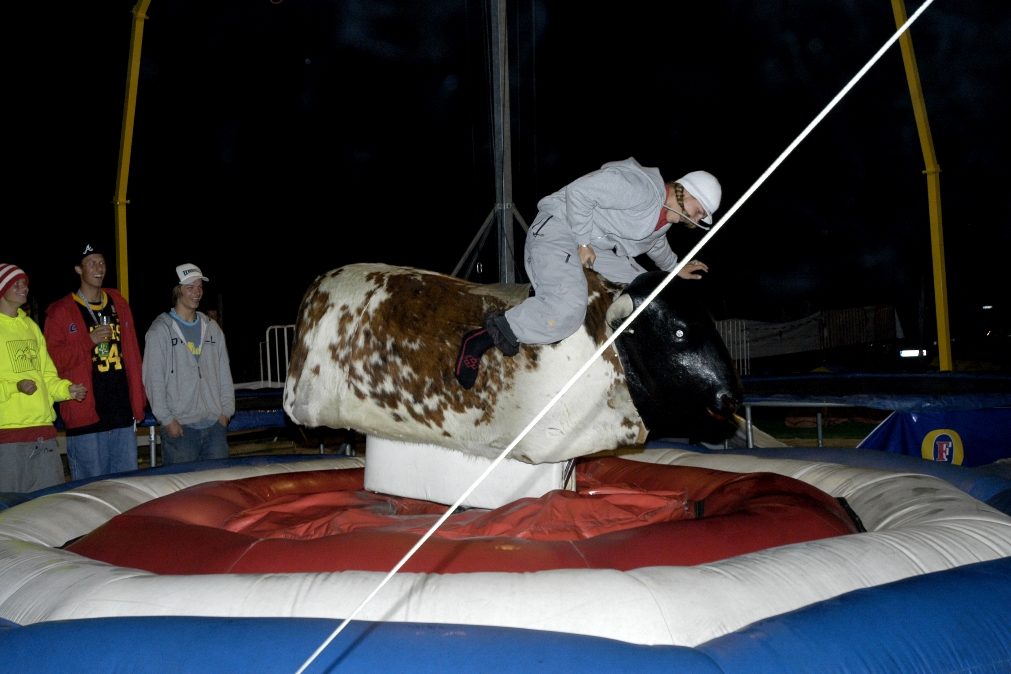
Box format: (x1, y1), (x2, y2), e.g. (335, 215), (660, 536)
(283, 263), (643, 463)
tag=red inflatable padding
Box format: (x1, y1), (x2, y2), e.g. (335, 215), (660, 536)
(66, 457), (861, 574)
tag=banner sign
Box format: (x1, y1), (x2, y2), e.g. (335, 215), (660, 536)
(859, 408), (1011, 467)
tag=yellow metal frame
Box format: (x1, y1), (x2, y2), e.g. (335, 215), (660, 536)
(112, 0), (152, 301)
(892, 0), (951, 370)
(110, 2), (951, 368)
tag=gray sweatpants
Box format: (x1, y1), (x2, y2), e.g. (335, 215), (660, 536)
(504, 213), (647, 344)
(0, 437), (65, 493)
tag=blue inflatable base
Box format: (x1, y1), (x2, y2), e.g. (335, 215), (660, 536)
(2, 556), (1009, 673)
(3, 450), (1010, 672)
(742, 372), (1011, 412)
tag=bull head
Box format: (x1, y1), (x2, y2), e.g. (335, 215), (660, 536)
(606, 271), (743, 443)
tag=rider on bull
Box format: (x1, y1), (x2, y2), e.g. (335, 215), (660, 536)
(454, 157), (721, 389)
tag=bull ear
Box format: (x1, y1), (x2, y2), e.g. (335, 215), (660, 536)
(606, 293), (635, 331)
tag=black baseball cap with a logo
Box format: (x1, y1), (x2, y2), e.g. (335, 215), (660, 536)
(75, 242), (105, 266)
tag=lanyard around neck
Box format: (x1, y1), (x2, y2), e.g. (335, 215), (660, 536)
(74, 291), (107, 326)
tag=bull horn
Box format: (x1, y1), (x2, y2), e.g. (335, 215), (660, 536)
(605, 294), (635, 331)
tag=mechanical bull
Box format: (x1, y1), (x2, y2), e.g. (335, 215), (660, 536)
(283, 263), (742, 464)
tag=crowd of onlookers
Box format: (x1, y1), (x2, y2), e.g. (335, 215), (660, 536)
(1, 242), (234, 494)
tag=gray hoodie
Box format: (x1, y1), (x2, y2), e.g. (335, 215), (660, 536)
(142, 311), (235, 427)
(535, 157), (678, 271)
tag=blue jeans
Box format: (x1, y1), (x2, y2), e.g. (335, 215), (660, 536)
(66, 425), (138, 481)
(160, 422), (229, 465)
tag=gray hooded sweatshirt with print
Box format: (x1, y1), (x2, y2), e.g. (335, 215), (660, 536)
(142, 311), (235, 427)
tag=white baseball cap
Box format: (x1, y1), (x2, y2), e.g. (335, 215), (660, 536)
(676, 170), (722, 225)
(176, 263), (209, 285)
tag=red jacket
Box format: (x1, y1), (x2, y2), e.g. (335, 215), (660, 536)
(44, 289), (147, 430)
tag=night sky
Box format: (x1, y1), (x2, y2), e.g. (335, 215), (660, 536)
(8, 0), (1010, 380)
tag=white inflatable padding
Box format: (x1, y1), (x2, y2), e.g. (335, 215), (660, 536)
(1, 451), (1009, 647)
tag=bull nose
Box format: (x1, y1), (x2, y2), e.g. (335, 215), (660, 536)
(707, 391), (739, 421)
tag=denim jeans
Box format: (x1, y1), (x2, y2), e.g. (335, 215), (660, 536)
(160, 422), (229, 465)
(66, 425), (138, 481)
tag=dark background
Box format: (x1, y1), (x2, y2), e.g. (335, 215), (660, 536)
(8, 0), (1010, 381)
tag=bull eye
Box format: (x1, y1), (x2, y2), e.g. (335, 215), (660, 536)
(675, 329), (685, 339)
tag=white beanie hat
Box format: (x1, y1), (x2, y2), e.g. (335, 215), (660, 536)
(676, 171), (722, 224)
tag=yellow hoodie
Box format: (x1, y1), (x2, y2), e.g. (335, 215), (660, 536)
(0, 309), (73, 430)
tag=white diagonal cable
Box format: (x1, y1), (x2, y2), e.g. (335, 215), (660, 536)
(294, 1), (937, 670)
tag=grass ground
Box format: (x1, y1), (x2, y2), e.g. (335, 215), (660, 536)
(746, 406), (889, 448)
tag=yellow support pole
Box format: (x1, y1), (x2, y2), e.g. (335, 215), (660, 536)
(891, 0), (952, 371)
(112, 0), (153, 301)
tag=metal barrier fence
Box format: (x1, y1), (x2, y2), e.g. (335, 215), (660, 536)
(259, 324), (296, 388)
(716, 318), (751, 376)
(716, 306), (900, 377)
